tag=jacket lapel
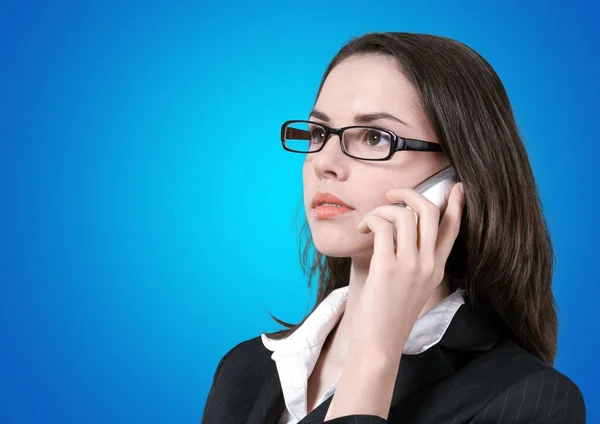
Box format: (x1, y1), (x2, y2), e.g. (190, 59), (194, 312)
(248, 302), (501, 424)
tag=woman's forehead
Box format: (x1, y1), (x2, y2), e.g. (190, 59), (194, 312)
(315, 54), (422, 128)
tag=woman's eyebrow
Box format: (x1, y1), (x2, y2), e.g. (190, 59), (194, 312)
(355, 112), (412, 128)
(309, 109), (412, 128)
(309, 109), (330, 122)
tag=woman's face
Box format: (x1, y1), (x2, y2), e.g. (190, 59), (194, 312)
(303, 53), (450, 258)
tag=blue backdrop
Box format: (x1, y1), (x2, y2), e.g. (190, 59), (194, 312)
(1, 1), (598, 422)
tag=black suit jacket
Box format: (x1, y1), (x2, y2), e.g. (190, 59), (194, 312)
(201, 302), (586, 423)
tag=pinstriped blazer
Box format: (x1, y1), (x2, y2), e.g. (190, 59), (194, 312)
(201, 302), (586, 423)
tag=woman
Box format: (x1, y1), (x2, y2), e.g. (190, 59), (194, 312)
(201, 32), (586, 423)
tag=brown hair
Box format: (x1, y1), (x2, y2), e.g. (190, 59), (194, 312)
(263, 32), (558, 365)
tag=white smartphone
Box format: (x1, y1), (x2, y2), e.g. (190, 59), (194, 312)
(392, 165), (458, 248)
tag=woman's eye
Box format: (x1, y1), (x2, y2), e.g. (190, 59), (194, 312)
(365, 130), (390, 146)
(310, 127), (326, 144)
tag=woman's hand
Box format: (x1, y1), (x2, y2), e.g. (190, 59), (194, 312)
(350, 181), (466, 354)
(323, 182), (466, 420)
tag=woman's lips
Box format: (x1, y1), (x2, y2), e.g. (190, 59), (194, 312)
(312, 205), (355, 219)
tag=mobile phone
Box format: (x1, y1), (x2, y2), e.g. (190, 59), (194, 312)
(392, 166), (458, 248)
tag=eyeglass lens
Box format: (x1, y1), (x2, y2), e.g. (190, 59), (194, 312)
(283, 121), (392, 160)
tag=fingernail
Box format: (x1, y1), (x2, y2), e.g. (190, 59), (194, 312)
(459, 183), (465, 194)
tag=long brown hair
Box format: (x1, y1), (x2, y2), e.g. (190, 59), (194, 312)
(263, 32), (558, 365)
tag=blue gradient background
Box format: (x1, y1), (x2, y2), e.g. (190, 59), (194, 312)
(1, 1), (598, 423)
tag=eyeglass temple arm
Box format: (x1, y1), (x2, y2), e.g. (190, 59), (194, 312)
(402, 138), (443, 152)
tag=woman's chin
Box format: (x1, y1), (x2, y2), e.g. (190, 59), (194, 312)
(313, 241), (373, 258)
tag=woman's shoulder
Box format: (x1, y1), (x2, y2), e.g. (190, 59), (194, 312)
(457, 336), (586, 423)
(202, 336), (276, 423)
(221, 335), (266, 359)
(210, 335), (272, 382)
(472, 336), (579, 379)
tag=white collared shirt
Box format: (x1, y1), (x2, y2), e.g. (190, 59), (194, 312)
(260, 286), (466, 424)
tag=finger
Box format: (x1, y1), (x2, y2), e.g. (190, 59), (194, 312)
(393, 206), (419, 262)
(358, 206), (417, 262)
(435, 182), (466, 262)
(385, 188), (441, 256)
(357, 214), (396, 260)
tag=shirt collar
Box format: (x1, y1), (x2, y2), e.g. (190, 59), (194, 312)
(261, 286), (466, 357)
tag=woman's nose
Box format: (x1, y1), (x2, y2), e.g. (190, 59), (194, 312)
(320, 132), (344, 155)
(311, 133), (348, 178)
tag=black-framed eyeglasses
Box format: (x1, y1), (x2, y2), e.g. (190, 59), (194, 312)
(281, 120), (443, 161)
